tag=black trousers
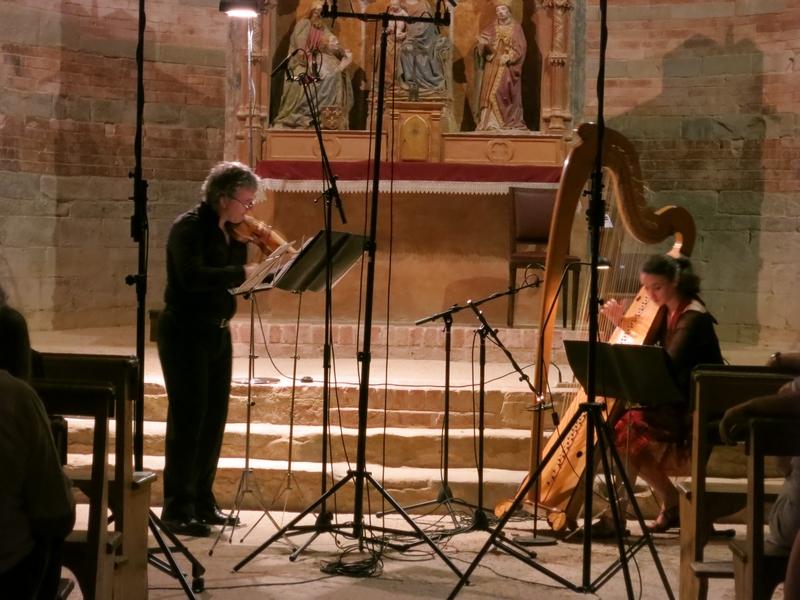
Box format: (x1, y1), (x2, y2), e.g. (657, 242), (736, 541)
(157, 309), (232, 521)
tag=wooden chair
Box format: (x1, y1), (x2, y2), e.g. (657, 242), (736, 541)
(507, 186), (581, 329)
(678, 366), (795, 600)
(37, 354), (154, 600)
(729, 417), (800, 600)
(35, 382), (119, 600)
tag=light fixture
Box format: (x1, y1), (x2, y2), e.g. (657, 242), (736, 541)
(219, 0), (259, 18)
(597, 257), (612, 269)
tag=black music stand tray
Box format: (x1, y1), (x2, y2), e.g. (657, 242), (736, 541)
(448, 341), (676, 598)
(564, 341), (685, 407)
(273, 230), (366, 294)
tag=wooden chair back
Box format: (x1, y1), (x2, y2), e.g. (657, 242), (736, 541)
(35, 381), (117, 600)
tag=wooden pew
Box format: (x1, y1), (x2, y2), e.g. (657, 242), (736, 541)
(36, 354), (154, 600)
(679, 366), (795, 600)
(35, 382), (119, 600)
(729, 418), (800, 599)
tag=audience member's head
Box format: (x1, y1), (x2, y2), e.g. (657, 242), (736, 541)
(0, 284), (33, 381)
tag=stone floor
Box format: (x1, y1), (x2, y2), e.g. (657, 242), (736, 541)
(35, 326), (784, 598)
(141, 510), (759, 600)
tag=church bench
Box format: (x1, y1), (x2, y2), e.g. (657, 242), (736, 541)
(36, 353), (154, 600)
(679, 366), (795, 600)
(35, 381), (119, 600)
(728, 418), (800, 600)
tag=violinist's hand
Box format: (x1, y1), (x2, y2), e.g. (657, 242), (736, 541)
(243, 262), (259, 280)
(600, 298), (627, 327)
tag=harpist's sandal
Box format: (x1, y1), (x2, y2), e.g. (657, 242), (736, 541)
(646, 505), (680, 533)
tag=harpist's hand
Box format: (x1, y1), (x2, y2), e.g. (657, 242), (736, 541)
(600, 298), (627, 327)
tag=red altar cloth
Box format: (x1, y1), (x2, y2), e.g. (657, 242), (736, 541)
(256, 160), (562, 195)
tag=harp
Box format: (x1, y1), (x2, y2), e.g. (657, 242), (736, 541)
(495, 123), (696, 530)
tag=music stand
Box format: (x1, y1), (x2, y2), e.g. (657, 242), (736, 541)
(564, 341), (685, 408)
(231, 229), (366, 562)
(273, 230), (366, 294)
(209, 243), (294, 554)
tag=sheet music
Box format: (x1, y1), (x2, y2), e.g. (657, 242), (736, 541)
(230, 241), (294, 294)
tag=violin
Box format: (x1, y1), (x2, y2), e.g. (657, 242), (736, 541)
(226, 215), (298, 255)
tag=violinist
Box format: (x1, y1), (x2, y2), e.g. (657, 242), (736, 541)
(595, 254), (724, 537)
(157, 161), (261, 537)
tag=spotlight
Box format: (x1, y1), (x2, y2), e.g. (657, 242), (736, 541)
(219, 0), (259, 18)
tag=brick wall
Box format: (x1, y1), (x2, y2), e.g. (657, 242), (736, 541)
(582, 0), (800, 345)
(2, 0), (798, 347)
(0, 0), (232, 329)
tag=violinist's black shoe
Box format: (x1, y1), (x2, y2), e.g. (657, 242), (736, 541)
(197, 507), (240, 527)
(162, 517), (212, 537)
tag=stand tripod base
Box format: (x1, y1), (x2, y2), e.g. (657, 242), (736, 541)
(233, 377), (279, 385)
(148, 510), (205, 597)
(514, 531), (559, 547)
(209, 468), (294, 556)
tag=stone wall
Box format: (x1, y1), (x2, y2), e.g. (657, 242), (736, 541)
(0, 0), (231, 329)
(582, 0), (800, 345)
(2, 0), (799, 347)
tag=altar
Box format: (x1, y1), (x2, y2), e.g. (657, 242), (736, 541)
(229, 0), (579, 328)
(249, 156), (563, 328)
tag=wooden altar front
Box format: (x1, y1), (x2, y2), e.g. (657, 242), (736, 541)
(248, 158), (563, 328)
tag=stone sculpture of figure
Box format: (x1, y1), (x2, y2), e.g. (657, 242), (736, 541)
(397, 0), (451, 98)
(474, 0), (528, 132)
(271, 2), (329, 128)
(290, 1), (329, 64)
(385, 0), (409, 88)
(273, 33), (354, 130)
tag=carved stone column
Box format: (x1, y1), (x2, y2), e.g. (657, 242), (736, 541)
(537, 0), (574, 136)
(236, 2), (275, 166)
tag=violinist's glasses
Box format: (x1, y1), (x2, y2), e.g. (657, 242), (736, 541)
(233, 196), (255, 210)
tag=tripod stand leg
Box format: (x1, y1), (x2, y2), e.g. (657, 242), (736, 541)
(597, 420), (676, 599)
(209, 467), (249, 555)
(240, 470), (295, 548)
(148, 511), (205, 596)
(363, 473), (463, 578)
(233, 471), (351, 572)
(592, 417), (635, 598)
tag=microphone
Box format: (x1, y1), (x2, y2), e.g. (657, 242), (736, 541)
(446, 0), (457, 5)
(270, 48), (301, 78)
(310, 49), (322, 82)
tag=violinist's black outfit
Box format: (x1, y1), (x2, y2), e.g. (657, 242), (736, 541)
(158, 202), (248, 528)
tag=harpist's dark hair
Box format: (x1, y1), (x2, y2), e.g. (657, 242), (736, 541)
(642, 254), (701, 298)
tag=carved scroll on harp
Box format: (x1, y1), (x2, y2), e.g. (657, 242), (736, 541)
(493, 123), (696, 531)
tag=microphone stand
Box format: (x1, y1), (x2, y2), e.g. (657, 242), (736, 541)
(447, 0), (675, 596)
(234, 2), (464, 575)
(377, 278), (543, 532)
(265, 56), (346, 560)
(125, 0), (203, 595)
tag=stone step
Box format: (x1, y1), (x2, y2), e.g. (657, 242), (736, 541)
(65, 420), (531, 471)
(64, 413), (769, 482)
(224, 320), (547, 364)
(142, 379), (545, 430)
(66, 454), (530, 515)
